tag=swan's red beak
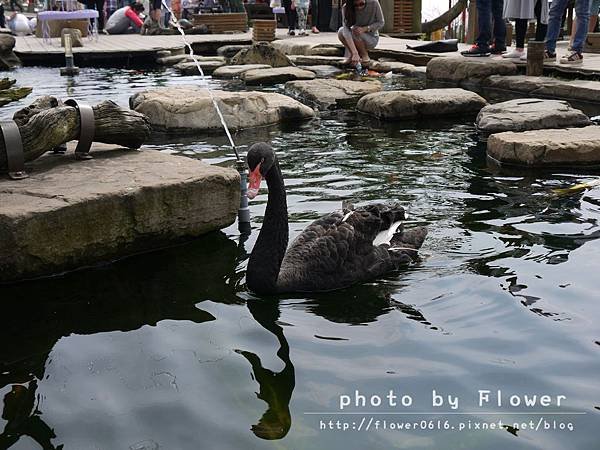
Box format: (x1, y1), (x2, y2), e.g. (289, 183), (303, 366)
(247, 163), (262, 200)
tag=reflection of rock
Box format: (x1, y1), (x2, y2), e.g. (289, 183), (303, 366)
(0, 144), (239, 282)
(477, 99), (591, 134)
(357, 88), (488, 119)
(130, 87), (315, 131)
(285, 79), (382, 109)
(0, 231), (239, 387)
(212, 64), (272, 79)
(487, 125), (600, 167)
(230, 42), (292, 67)
(241, 66), (316, 85)
(0, 34), (21, 70)
(426, 57), (517, 84)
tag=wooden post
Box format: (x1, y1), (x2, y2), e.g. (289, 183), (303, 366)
(412, 0), (422, 33)
(527, 40), (545, 76)
(466, 0), (478, 44)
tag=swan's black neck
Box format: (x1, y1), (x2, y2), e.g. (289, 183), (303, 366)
(247, 160), (289, 295)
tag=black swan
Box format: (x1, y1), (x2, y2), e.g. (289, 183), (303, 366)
(245, 143), (427, 295)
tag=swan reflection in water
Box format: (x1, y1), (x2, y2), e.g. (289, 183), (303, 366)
(235, 299), (295, 440)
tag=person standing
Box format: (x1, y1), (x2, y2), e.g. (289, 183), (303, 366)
(545, 0), (590, 64)
(462, 0), (507, 56)
(106, 0), (118, 20)
(282, 0), (297, 35)
(86, 0), (106, 32)
(502, 0), (549, 60)
(337, 0), (384, 67)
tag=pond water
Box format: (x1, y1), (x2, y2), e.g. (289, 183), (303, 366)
(0, 67), (599, 450)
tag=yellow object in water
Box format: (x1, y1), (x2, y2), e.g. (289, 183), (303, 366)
(552, 179), (600, 196)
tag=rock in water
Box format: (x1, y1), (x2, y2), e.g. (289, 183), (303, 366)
(356, 88), (488, 119)
(212, 64), (272, 79)
(487, 126), (600, 167)
(241, 67), (316, 85)
(0, 34), (21, 70)
(129, 87), (315, 132)
(0, 144), (239, 282)
(174, 60), (226, 75)
(230, 42), (292, 67)
(217, 44), (251, 59)
(285, 79), (382, 109)
(61, 28), (83, 47)
(426, 57), (517, 84)
(476, 98), (591, 135)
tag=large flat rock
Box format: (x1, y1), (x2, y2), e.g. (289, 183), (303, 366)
(477, 98), (591, 134)
(0, 144), (239, 282)
(487, 126), (600, 167)
(241, 66), (316, 85)
(285, 79), (382, 109)
(427, 57), (517, 84)
(288, 54), (346, 66)
(357, 88), (488, 119)
(174, 60), (226, 75)
(482, 75), (600, 104)
(130, 86), (315, 131)
(212, 64), (272, 79)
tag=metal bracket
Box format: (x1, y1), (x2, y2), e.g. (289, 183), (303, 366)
(0, 120), (28, 180)
(65, 98), (95, 160)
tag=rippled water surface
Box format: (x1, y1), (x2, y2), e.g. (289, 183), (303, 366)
(0, 67), (599, 450)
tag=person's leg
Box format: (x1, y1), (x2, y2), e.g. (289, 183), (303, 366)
(310, 0), (319, 32)
(491, 0), (507, 50)
(283, 0), (294, 33)
(96, 0), (105, 30)
(297, 7), (307, 33)
(545, 0), (570, 54)
(515, 18), (527, 49)
(338, 26), (359, 65)
(475, 0), (492, 48)
(589, 0), (600, 31)
(534, 0), (548, 41)
(571, 0), (591, 52)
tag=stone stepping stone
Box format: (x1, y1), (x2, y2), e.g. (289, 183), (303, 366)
(217, 44), (250, 58)
(369, 60), (426, 78)
(212, 64), (272, 79)
(356, 88), (488, 119)
(0, 143), (238, 282)
(156, 54), (190, 66)
(426, 57), (517, 84)
(286, 79), (382, 109)
(298, 65), (344, 78)
(241, 67), (316, 86)
(230, 42), (292, 68)
(288, 55), (346, 67)
(482, 75), (600, 104)
(476, 98), (591, 135)
(309, 45), (344, 57)
(487, 125), (600, 167)
(130, 87), (315, 132)
(174, 60), (226, 75)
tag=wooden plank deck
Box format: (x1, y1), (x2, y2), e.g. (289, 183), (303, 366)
(13, 30), (600, 77)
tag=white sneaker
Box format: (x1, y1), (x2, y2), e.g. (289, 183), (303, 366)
(519, 52), (527, 61)
(502, 49), (524, 59)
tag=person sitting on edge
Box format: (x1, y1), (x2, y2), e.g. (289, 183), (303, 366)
(337, 0), (384, 68)
(545, 0), (590, 64)
(461, 0), (507, 56)
(105, 2), (145, 35)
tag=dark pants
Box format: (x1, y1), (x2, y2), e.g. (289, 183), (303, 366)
(86, 0), (106, 31)
(476, 0), (506, 49)
(514, 0), (547, 48)
(310, 0), (318, 27)
(282, 0), (297, 31)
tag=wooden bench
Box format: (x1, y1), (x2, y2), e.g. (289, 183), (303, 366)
(192, 13), (248, 33)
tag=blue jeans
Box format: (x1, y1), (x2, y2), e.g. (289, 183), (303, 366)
(476, 0), (506, 49)
(546, 0), (591, 53)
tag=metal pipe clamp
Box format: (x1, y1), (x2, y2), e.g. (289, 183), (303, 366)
(1, 120), (28, 180)
(65, 98), (95, 160)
